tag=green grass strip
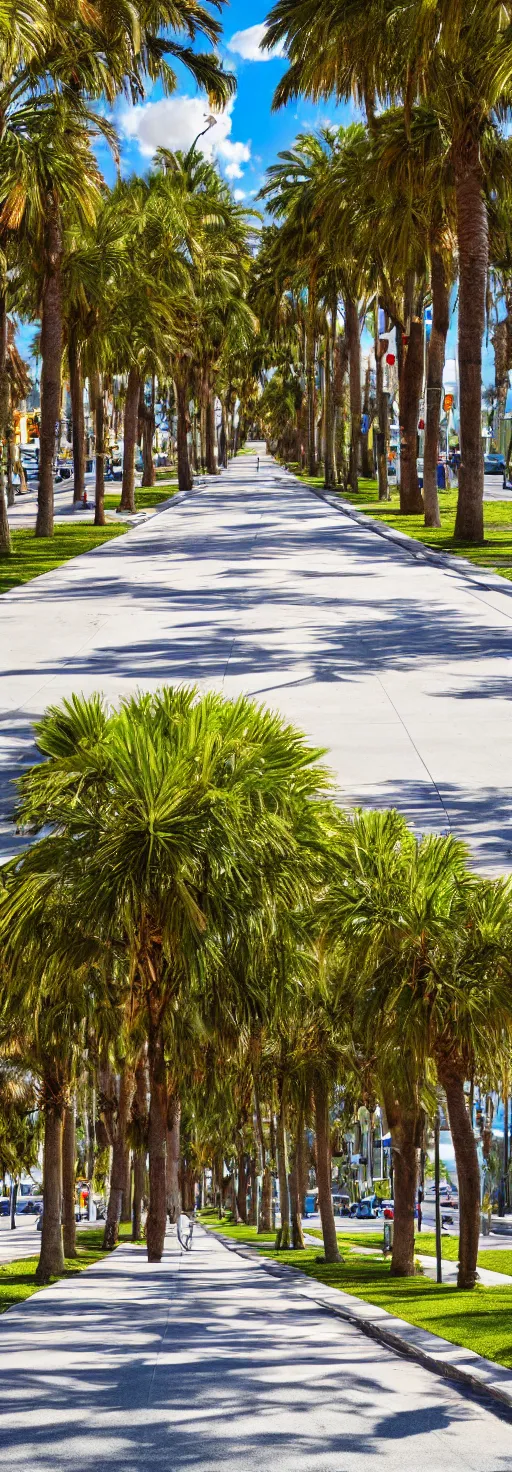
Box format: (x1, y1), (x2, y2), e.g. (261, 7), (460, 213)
(200, 1214), (512, 1370)
(308, 1226), (512, 1277)
(103, 482), (178, 511)
(0, 523), (128, 596)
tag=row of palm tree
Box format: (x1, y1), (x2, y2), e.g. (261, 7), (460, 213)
(254, 0), (512, 542)
(0, 0), (265, 556)
(1, 688), (511, 1290)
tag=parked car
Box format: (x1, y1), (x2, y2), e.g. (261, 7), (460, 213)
(484, 452), (506, 474)
(332, 1192), (351, 1217)
(16, 1195), (43, 1215)
(351, 1194), (382, 1219)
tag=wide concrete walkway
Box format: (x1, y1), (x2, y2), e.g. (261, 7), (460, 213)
(1, 1226), (511, 1470)
(3, 448), (512, 871)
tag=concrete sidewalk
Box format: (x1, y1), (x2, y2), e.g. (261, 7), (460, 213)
(0, 1224), (511, 1470)
(3, 448), (512, 871)
(0, 1218), (40, 1264)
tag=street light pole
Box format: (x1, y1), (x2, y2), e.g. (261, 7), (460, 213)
(185, 115), (217, 167)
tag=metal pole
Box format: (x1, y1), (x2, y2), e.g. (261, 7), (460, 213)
(434, 1113), (442, 1284)
(504, 1083), (510, 1213)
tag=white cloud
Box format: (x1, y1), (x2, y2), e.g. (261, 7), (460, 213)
(120, 95), (251, 181)
(218, 138), (251, 179)
(227, 22), (286, 62)
(234, 189), (246, 201)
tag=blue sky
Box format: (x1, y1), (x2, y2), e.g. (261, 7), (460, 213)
(114, 5), (355, 198)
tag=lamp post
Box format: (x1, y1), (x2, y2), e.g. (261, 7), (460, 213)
(185, 114), (217, 166)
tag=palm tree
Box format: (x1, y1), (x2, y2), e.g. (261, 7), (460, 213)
(156, 147), (255, 487)
(383, 866), (512, 1289)
(322, 807), (512, 1287)
(265, 0), (512, 542)
(0, 883), (107, 1281)
(320, 810), (435, 1278)
(11, 687), (331, 1262)
(0, 93), (112, 536)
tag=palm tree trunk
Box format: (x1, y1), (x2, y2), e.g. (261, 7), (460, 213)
(361, 362), (372, 478)
(289, 1109), (305, 1249)
(206, 389), (217, 475)
(313, 1074), (340, 1263)
(69, 327), (85, 504)
(166, 1093), (181, 1224)
(275, 1089), (291, 1249)
(62, 1099), (77, 1258)
(248, 1158), (258, 1225)
(236, 1151), (249, 1223)
(176, 371), (193, 492)
(260, 1168), (272, 1231)
(87, 1075), (96, 1183)
(454, 147), (486, 542)
(345, 295), (361, 496)
(120, 1149), (132, 1224)
(141, 376), (156, 487)
(199, 394), (207, 471)
(0, 293), (11, 555)
(399, 311), (424, 514)
(36, 196), (63, 539)
(424, 250), (449, 528)
(131, 1048), (148, 1241)
(306, 283), (317, 477)
(92, 371), (106, 527)
(324, 298), (336, 488)
(146, 1011), (168, 1261)
(334, 333), (349, 487)
(6, 427), (14, 507)
(375, 316), (390, 501)
(36, 1070), (65, 1284)
(437, 1060), (480, 1289)
(103, 1062), (135, 1250)
(254, 1084), (272, 1232)
(388, 1109), (418, 1277)
(120, 365), (140, 513)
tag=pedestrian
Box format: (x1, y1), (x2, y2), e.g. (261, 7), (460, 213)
(257, 455), (260, 472)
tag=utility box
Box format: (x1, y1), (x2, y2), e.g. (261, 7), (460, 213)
(383, 1221), (394, 1254)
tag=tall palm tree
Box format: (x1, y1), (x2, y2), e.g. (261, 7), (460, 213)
(0, 93), (112, 536)
(265, 0), (512, 542)
(11, 687), (331, 1262)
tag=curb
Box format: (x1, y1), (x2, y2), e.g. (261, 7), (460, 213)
(278, 467), (512, 605)
(202, 1225), (512, 1415)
